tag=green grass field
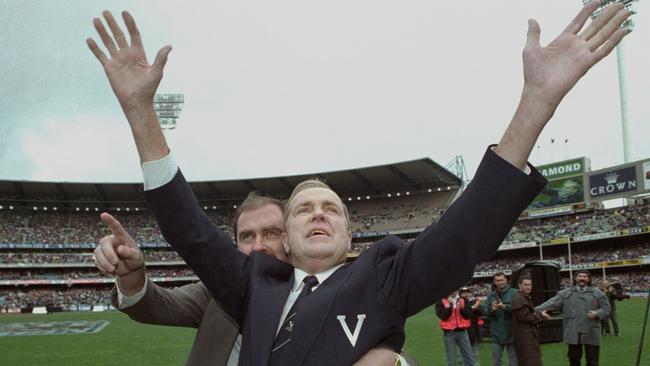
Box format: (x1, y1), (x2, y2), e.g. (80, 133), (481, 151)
(1, 299), (649, 365)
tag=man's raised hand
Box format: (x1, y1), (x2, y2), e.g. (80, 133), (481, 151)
(522, 0), (630, 108)
(94, 212), (144, 276)
(86, 11), (171, 113)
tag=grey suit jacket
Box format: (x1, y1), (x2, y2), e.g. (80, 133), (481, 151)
(112, 280), (239, 366)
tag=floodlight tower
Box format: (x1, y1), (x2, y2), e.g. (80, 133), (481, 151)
(154, 93), (185, 131)
(581, 0), (639, 163)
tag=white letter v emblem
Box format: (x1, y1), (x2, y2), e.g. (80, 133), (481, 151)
(336, 314), (367, 347)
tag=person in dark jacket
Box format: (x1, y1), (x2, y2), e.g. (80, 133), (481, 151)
(437, 291), (476, 366)
(600, 280), (629, 336)
(511, 276), (550, 366)
(460, 287), (484, 366)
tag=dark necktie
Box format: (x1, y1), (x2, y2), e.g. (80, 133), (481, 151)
(269, 275), (319, 365)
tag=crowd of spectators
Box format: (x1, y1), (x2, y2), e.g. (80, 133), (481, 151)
(0, 268), (195, 280)
(0, 250), (183, 265)
(0, 287), (113, 309)
(0, 210), (234, 245)
(504, 201), (650, 244)
(2, 199), (650, 310)
(474, 242), (650, 273)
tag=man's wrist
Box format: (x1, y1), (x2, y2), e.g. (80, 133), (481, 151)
(121, 100), (156, 119)
(519, 85), (559, 123)
(116, 267), (147, 297)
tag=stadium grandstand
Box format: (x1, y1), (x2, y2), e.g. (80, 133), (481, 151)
(2, 156), (650, 313)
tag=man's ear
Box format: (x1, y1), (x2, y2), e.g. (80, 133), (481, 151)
(346, 231), (352, 251)
(281, 232), (290, 254)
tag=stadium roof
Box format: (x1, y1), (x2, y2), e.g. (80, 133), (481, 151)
(0, 158), (461, 205)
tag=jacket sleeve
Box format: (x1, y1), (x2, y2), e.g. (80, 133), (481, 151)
(436, 302), (453, 320)
(113, 280), (230, 328)
(535, 290), (566, 313)
(142, 169), (251, 326)
(378, 147), (546, 317)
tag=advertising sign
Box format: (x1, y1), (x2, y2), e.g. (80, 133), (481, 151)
(589, 166), (638, 199)
(538, 157), (587, 180)
(529, 176), (584, 209)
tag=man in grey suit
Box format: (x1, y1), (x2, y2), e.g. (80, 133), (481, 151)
(536, 271), (610, 366)
(94, 192), (287, 366)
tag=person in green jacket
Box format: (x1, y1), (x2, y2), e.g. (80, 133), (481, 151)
(482, 272), (518, 366)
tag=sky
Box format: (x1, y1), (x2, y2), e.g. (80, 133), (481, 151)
(0, 0), (648, 183)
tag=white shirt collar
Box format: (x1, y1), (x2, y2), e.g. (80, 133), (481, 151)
(292, 263), (346, 292)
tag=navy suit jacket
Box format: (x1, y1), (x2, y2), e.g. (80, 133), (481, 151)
(143, 147), (546, 365)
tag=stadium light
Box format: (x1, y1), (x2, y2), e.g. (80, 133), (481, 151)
(366, 195), (370, 200)
(75, 207), (80, 211)
(406, 192), (410, 196)
(203, 206), (208, 210)
(135, 207), (139, 212)
(33, 206), (37, 211)
(233, 205), (237, 209)
(437, 188), (442, 192)
(154, 93), (184, 131)
(396, 193), (401, 197)
(348, 197), (352, 201)
(95, 208), (99, 212)
(53, 207), (57, 211)
(212, 206), (217, 210)
(428, 188), (432, 193)
(357, 196), (361, 201)
(0, 205), (3, 210)
(8, 205), (14, 210)
(387, 193), (392, 198)
(85, 207), (90, 212)
(116, 208), (121, 212)
(43, 207), (47, 211)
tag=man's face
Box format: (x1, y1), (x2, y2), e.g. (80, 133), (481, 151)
(494, 275), (508, 290)
(575, 273), (590, 287)
(519, 279), (533, 294)
(283, 187), (352, 272)
(236, 204), (288, 262)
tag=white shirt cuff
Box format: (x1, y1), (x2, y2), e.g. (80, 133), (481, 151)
(490, 145), (531, 175)
(116, 278), (148, 309)
(142, 152), (179, 191)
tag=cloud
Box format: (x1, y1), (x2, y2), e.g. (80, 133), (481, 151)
(21, 114), (143, 182)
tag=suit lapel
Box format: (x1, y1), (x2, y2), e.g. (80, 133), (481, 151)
(249, 271), (294, 365)
(290, 265), (352, 366)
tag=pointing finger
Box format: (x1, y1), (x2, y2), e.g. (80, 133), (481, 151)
(100, 212), (130, 241)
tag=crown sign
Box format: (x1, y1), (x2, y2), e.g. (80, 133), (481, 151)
(604, 172), (619, 185)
